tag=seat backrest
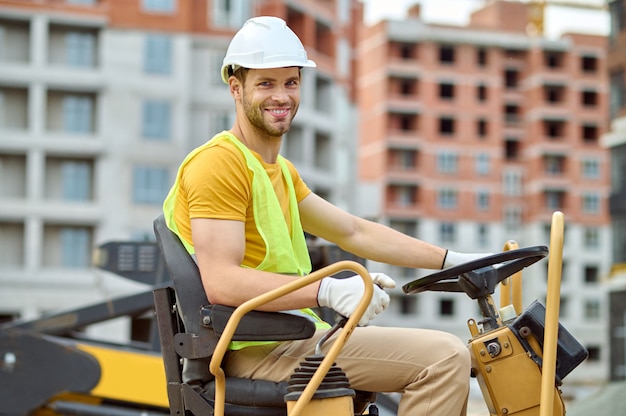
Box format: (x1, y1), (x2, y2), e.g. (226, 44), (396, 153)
(153, 214), (216, 384)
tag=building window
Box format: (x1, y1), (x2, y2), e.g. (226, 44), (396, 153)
(142, 0), (175, 13)
(436, 151), (458, 173)
(475, 153), (490, 175)
(399, 78), (418, 96)
(399, 296), (418, 315)
(583, 227), (600, 249)
(439, 82), (455, 100)
(389, 185), (417, 207)
(0, 221), (25, 267)
(62, 160), (91, 201)
(582, 124), (598, 143)
(0, 153), (26, 198)
(389, 112), (419, 133)
(439, 222), (456, 244)
(400, 43), (417, 59)
(610, 70), (625, 118)
(282, 125), (304, 162)
(212, 0), (251, 29)
(439, 117), (455, 135)
(400, 114), (419, 131)
(209, 110), (233, 134)
(544, 85), (565, 103)
(144, 34), (172, 74)
(439, 45), (455, 64)
(545, 51), (563, 68)
(63, 95), (93, 133)
(545, 190), (565, 210)
(437, 188), (457, 209)
(504, 69), (518, 88)
(133, 166), (169, 204)
(544, 120), (565, 139)
(610, 0), (626, 43)
(586, 345), (601, 362)
(584, 299), (601, 319)
(582, 192), (600, 214)
(475, 189), (489, 211)
(544, 155), (565, 175)
(503, 170), (522, 196)
(61, 227), (91, 268)
(612, 146), (626, 194)
(584, 265), (599, 283)
(315, 75), (333, 113)
(582, 90), (598, 107)
(389, 149), (417, 171)
(477, 223), (489, 247)
(314, 132), (332, 170)
(477, 48), (487, 66)
(315, 21), (334, 58)
(477, 84), (487, 101)
(65, 31), (95, 68)
(504, 104), (520, 124)
(581, 56), (597, 73)
(477, 118), (487, 138)
(503, 206), (522, 229)
(142, 100), (171, 140)
(439, 298), (455, 317)
(67, 0), (97, 4)
(582, 158), (600, 179)
(504, 139), (520, 160)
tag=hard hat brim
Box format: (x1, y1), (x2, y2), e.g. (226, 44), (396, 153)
(221, 59), (316, 84)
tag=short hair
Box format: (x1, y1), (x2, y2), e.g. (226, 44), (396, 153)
(231, 67), (249, 85)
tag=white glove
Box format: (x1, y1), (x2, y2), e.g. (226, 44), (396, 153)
(442, 250), (495, 269)
(317, 274), (393, 326)
(370, 272), (397, 289)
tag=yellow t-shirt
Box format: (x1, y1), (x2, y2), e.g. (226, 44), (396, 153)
(172, 135), (312, 268)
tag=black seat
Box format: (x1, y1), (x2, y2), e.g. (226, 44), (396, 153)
(152, 215), (375, 415)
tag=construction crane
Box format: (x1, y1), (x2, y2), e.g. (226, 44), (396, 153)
(527, 0), (608, 36)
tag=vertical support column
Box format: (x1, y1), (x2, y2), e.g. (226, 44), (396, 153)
(25, 15), (48, 274)
(539, 211), (564, 416)
(29, 13), (48, 137)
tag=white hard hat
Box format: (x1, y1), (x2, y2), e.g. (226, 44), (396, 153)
(221, 16), (316, 83)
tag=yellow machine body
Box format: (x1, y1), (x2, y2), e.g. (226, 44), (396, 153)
(469, 325), (565, 416)
(76, 343), (169, 408)
(28, 341), (170, 415)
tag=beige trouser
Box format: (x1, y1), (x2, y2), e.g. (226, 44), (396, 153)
(223, 326), (471, 416)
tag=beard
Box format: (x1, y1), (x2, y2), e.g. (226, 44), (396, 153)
(241, 92), (298, 138)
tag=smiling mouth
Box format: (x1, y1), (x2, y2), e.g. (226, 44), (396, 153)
(267, 108), (290, 118)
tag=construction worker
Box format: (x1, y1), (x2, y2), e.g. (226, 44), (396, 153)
(164, 16), (488, 415)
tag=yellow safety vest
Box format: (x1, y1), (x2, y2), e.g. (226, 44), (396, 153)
(163, 132), (330, 349)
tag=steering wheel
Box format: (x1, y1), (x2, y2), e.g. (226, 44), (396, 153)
(402, 246), (549, 298)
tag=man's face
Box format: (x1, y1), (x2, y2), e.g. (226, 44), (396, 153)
(239, 67), (301, 138)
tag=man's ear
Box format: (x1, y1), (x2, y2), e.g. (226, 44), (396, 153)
(229, 77), (241, 99)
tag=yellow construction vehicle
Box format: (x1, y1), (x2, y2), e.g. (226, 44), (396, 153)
(0, 211), (586, 415)
(403, 211), (587, 416)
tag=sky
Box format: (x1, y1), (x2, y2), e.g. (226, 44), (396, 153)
(362, 0), (609, 39)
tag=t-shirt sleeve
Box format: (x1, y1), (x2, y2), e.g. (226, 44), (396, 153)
(181, 143), (251, 222)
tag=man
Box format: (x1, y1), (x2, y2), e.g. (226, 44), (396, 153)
(164, 16), (488, 415)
